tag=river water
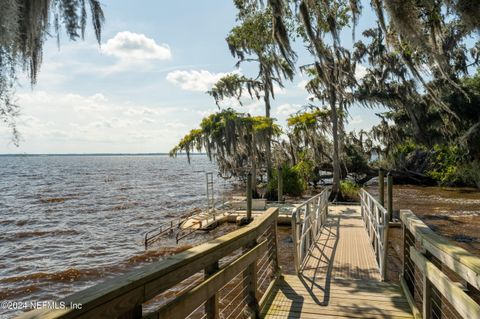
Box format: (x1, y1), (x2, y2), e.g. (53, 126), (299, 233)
(0, 155), (234, 318)
(367, 185), (480, 254)
(1, 156), (480, 318)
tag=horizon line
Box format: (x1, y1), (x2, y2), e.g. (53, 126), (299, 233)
(0, 152), (207, 157)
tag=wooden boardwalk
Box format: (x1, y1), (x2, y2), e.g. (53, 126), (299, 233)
(262, 205), (413, 318)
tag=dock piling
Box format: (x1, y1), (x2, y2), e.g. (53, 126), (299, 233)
(379, 169), (385, 206)
(277, 165), (283, 203)
(247, 172), (252, 222)
(387, 172), (393, 222)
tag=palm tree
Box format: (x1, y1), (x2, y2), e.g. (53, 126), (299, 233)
(0, 0), (104, 143)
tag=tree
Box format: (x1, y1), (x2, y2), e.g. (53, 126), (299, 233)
(170, 109), (282, 189)
(209, 9), (294, 185)
(0, 0), (104, 144)
(233, 0), (361, 200)
(286, 107), (333, 166)
(295, 1), (360, 200)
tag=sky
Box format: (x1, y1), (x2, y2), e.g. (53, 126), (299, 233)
(0, 1), (383, 154)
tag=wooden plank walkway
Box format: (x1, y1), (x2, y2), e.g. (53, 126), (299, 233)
(262, 205), (413, 318)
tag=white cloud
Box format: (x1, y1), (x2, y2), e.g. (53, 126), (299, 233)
(355, 64), (368, 81)
(275, 103), (301, 116)
(349, 115), (363, 125)
(102, 31), (172, 60)
(297, 80), (308, 90)
(243, 100), (263, 114)
(273, 84), (287, 96)
(2, 91), (193, 152)
(166, 69), (239, 92)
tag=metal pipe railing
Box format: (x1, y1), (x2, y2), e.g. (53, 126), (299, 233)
(359, 188), (389, 281)
(291, 188), (330, 273)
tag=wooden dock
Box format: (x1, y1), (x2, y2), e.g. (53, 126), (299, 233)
(262, 205), (413, 318)
(16, 189), (480, 319)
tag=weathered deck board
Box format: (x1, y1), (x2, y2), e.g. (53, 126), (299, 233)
(263, 205), (413, 319)
(302, 205), (381, 281)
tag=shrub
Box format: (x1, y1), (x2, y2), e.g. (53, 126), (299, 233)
(426, 144), (468, 186)
(292, 157), (315, 187)
(343, 142), (369, 174)
(390, 139), (427, 169)
(340, 180), (360, 201)
(268, 164), (305, 197)
(456, 160), (480, 189)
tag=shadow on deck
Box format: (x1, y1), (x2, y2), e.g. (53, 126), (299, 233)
(262, 205), (413, 318)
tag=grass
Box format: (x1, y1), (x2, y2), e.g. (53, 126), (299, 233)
(340, 180), (360, 201)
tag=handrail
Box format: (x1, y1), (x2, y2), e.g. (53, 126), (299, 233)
(359, 188), (389, 281)
(291, 189), (330, 273)
(17, 207), (280, 319)
(144, 220), (177, 249)
(400, 210), (480, 319)
(144, 208), (204, 249)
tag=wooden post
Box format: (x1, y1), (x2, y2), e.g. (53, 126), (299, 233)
(387, 172), (393, 222)
(205, 261), (219, 319)
(277, 165), (283, 203)
(273, 222), (281, 273)
(119, 305), (142, 319)
(422, 271), (432, 319)
(402, 223), (407, 278)
(247, 172), (252, 222)
(430, 250), (444, 319)
(379, 169), (385, 207)
(292, 212), (300, 274)
(245, 240), (259, 318)
(382, 213), (390, 281)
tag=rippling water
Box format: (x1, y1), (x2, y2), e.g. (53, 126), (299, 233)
(367, 185), (480, 254)
(0, 155), (233, 318)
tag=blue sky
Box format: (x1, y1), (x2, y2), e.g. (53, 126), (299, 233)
(0, 1), (382, 154)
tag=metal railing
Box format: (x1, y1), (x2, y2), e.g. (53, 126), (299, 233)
(144, 208), (202, 249)
(17, 208), (280, 319)
(291, 188), (330, 273)
(359, 188), (389, 280)
(400, 210), (480, 319)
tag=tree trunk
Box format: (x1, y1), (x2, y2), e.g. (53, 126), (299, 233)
(251, 133), (258, 196)
(264, 89), (273, 183)
(330, 94), (342, 201)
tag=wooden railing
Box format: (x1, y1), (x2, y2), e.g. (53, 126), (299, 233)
(400, 210), (480, 319)
(291, 189), (329, 273)
(359, 188), (389, 280)
(17, 207), (280, 319)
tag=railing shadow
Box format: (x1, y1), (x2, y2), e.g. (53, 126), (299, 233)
(296, 206), (389, 305)
(261, 277), (304, 318)
(298, 212), (342, 306)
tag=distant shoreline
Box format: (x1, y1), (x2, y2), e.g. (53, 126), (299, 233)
(0, 153), (207, 157)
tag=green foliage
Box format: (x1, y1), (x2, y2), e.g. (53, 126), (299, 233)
(340, 180), (360, 201)
(268, 164), (305, 197)
(343, 140), (370, 174)
(390, 139), (427, 169)
(426, 144), (468, 186)
(456, 161), (480, 189)
(287, 109), (330, 128)
(393, 139), (426, 156)
(208, 74), (262, 105)
(170, 108), (282, 179)
(227, 11), (274, 56)
(293, 153), (315, 185)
